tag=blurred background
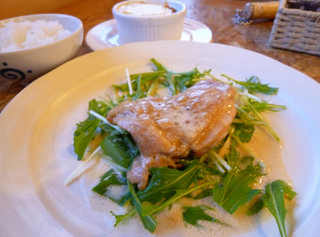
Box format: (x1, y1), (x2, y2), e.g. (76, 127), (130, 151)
(0, 0), (78, 19)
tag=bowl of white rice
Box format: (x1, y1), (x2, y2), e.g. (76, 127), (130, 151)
(0, 14), (83, 85)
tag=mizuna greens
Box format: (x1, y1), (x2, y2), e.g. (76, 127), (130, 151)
(182, 205), (225, 227)
(70, 59), (296, 236)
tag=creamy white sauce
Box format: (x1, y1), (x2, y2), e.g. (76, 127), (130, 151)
(118, 2), (174, 17)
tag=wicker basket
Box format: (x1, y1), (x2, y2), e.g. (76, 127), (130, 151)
(269, 0), (320, 56)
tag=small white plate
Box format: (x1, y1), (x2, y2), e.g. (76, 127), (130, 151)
(86, 18), (213, 50)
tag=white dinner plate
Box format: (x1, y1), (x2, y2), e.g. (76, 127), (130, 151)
(85, 18), (213, 50)
(0, 41), (320, 237)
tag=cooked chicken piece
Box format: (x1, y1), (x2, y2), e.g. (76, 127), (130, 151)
(107, 80), (237, 189)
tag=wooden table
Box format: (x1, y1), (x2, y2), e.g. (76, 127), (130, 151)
(1, 0), (320, 111)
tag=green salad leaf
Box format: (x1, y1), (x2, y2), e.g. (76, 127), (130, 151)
(212, 163), (264, 214)
(73, 99), (111, 160)
(88, 99), (112, 116)
(128, 182), (157, 233)
(133, 75), (144, 99)
(246, 180), (296, 236)
(92, 169), (126, 195)
(182, 205), (222, 227)
(225, 75), (279, 95)
(224, 140), (241, 168)
(262, 180), (296, 237)
(151, 58), (210, 95)
(173, 69), (210, 94)
(246, 197), (264, 216)
(191, 189), (213, 200)
(92, 169), (130, 205)
(233, 123), (255, 143)
(142, 182), (212, 217)
(277, 180), (297, 200)
(111, 209), (136, 227)
(113, 71), (165, 94)
(100, 131), (139, 169)
(246, 99), (287, 113)
(73, 117), (100, 160)
(151, 58), (168, 72)
(236, 96), (281, 142)
(138, 163), (201, 203)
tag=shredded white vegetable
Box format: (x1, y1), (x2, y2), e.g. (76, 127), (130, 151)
(89, 110), (108, 123)
(89, 110), (123, 132)
(217, 156), (231, 171)
(126, 68), (133, 95)
(64, 147), (102, 186)
(240, 89), (263, 102)
(215, 161), (225, 174)
(213, 151), (231, 171)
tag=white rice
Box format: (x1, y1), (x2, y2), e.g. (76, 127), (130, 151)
(0, 20), (71, 53)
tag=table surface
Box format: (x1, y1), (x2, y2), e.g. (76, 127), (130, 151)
(1, 0), (320, 111)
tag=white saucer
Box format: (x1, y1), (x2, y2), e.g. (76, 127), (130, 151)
(86, 18), (213, 50)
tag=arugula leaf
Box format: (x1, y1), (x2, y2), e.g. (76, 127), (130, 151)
(224, 140), (241, 168)
(151, 58), (168, 72)
(73, 99), (111, 160)
(86, 100), (139, 170)
(247, 180), (296, 218)
(279, 180), (296, 200)
(98, 120), (139, 169)
(128, 182), (157, 233)
(142, 182), (212, 216)
(92, 169), (130, 205)
(165, 72), (177, 96)
(212, 163), (264, 214)
(240, 156), (255, 168)
(247, 197), (264, 216)
(182, 205), (222, 227)
(100, 132), (139, 169)
(191, 189), (213, 200)
(133, 75), (144, 99)
(236, 97), (281, 142)
(88, 99), (111, 116)
(151, 58), (210, 95)
(228, 75), (279, 95)
(73, 117), (100, 160)
(246, 100), (287, 113)
(92, 169), (126, 194)
(173, 68), (210, 94)
(110, 209), (136, 227)
(163, 69), (210, 95)
(113, 71), (165, 93)
(233, 123), (255, 143)
(113, 58), (211, 100)
(262, 180), (296, 237)
(138, 163), (200, 203)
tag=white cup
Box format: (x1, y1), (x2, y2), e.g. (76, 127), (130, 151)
(112, 0), (186, 44)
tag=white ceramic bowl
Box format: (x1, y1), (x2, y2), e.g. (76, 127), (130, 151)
(0, 14), (83, 85)
(113, 0), (186, 44)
